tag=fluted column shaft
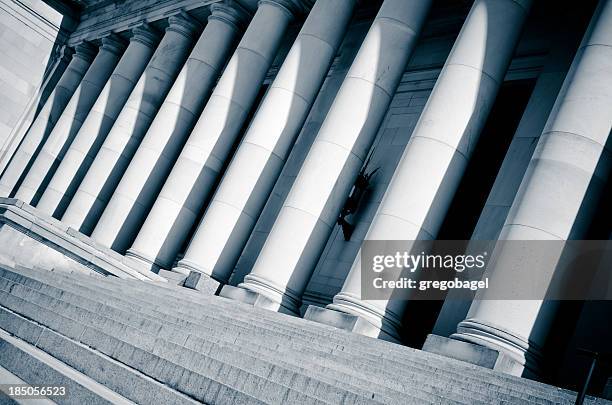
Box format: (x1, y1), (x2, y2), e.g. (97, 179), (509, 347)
(60, 13), (201, 234)
(125, 0), (299, 271)
(90, 4), (249, 252)
(323, 0), (532, 340)
(451, 0), (612, 376)
(0, 42), (97, 197)
(35, 26), (160, 219)
(14, 35), (127, 205)
(175, 0), (357, 284)
(239, 0), (432, 315)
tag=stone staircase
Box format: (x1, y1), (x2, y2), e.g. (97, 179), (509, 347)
(0, 266), (609, 405)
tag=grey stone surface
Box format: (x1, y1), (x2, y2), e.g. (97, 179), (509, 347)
(0, 198), (163, 281)
(0, 265), (608, 405)
(304, 305), (400, 343)
(183, 270), (223, 294)
(423, 334), (507, 370)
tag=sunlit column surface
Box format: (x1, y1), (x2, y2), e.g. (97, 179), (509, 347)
(14, 34), (126, 205)
(0, 42), (97, 197)
(235, 0), (432, 315)
(433, 29), (580, 339)
(35, 25), (160, 218)
(90, 4), (250, 252)
(451, 0), (612, 377)
(60, 13), (201, 234)
(125, 0), (303, 272)
(174, 0), (357, 287)
(316, 0), (533, 340)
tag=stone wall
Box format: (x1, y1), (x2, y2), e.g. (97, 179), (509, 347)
(0, 0), (71, 171)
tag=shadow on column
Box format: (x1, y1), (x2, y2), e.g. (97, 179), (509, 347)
(109, 57), (231, 252)
(528, 129), (612, 383)
(144, 27), (300, 268)
(49, 65), (148, 219)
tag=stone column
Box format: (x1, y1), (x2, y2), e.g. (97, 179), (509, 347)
(431, 26), (582, 339)
(305, 0), (533, 340)
(35, 25), (160, 219)
(90, 4), (250, 252)
(229, 0), (433, 315)
(14, 34), (127, 206)
(174, 0), (357, 289)
(60, 13), (201, 234)
(125, 0), (304, 271)
(449, 0), (612, 377)
(0, 42), (97, 197)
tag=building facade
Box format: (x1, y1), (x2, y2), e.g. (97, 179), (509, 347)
(0, 0), (611, 397)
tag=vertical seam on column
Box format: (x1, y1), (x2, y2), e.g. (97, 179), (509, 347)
(409, 135), (470, 161)
(266, 85), (310, 113)
(343, 76), (394, 100)
(447, 62), (500, 85)
(184, 58), (221, 76)
(375, 16), (418, 36)
(235, 46), (272, 66)
(210, 198), (256, 221)
(298, 33), (336, 54)
(283, 204), (335, 229)
(241, 139), (285, 164)
(501, 223), (564, 240)
(540, 130), (610, 150)
(373, 212), (436, 240)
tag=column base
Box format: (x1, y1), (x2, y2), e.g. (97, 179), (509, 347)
(157, 269), (188, 286)
(303, 305), (401, 343)
(450, 318), (544, 379)
(422, 334), (525, 373)
(325, 292), (403, 342)
(123, 249), (163, 274)
(219, 285), (300, 316)
(182, 270), (223, 295)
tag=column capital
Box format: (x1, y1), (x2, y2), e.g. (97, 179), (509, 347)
(166, 10), (203, 39)
(56, 44), (75, 63)
(100, 33), (127, 56)
(130, 23), (161, 48)
(73, 41), (97, 63)
(209, 2), (252, 31)
(258, 0), (313, 18)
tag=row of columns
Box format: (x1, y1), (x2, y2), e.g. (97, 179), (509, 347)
(61, 12), (203, 235)
(232, 0), (433, 314)
(1, 0), (610, 379)
(35, 24), (161, 218)
(452, 0), (612, 375)
(312, 0), (533, 339)
(90, 4), (250, 252)
(125, 0), (307, 271)
(0, 42), (97, 197)
(14, 34), (127, 206)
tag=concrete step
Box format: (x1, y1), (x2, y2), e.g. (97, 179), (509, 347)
(0, 280), (400, 405)
(2, 267), (600, 405)
(0, 328), (133, 405)
(7, 266), (584, 405)
(0, 267), (546, 404)
(0, 306), (214, 405)
(4, 266), (590, 405)
(0, 279), (387, 405)
(0, 271), (548, 405)
(0, 272), (476, 405)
